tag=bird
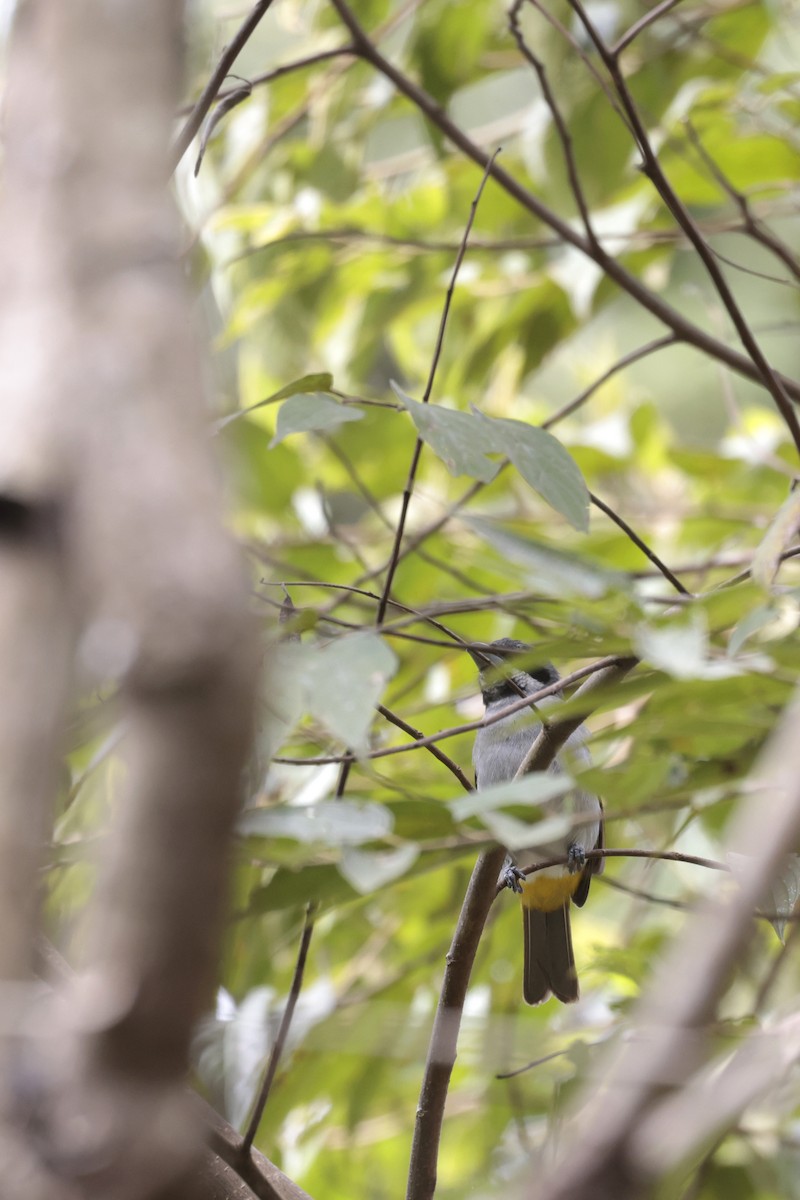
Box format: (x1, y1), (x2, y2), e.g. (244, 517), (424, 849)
(470, 638), (603, 1004)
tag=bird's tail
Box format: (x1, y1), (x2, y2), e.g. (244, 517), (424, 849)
(522, 904), (579, 1004)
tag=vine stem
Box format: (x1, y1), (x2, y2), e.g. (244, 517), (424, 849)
(375, 152), (498, 625)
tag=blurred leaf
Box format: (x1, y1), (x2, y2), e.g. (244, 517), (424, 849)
(239, 800), (394, 846)
(468, 518), (620, 598)
(729, 852), (800, 942)
(339, 845), (420, 894)
(765, 854), (800, 942)
(635, 616), (740, 680)
(751, 488), (800, 590)
(728, 603), (780, 657)
(304, 632), (397, 752)
(480, 810), (572, 852)
(450, 775), (573, 821)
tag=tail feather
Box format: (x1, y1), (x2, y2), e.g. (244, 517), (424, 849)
(523, 905), (579, 1005)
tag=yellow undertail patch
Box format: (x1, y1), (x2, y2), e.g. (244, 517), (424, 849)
(519, 873), (582, 912)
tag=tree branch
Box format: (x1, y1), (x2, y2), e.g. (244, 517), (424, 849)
(535, 690), (800, 1200)
(567, 0), (800, 453)
(405, 658), (636, 1200)
(172, 0), (279, 168)
(241, 906), (317, 1156)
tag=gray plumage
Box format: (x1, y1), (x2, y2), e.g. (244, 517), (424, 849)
(470, 639), (602, 1004)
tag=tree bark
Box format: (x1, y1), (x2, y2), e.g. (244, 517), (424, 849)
(0, 2), (260, 1196)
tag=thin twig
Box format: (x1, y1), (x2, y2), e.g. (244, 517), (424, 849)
(323, 434), (495, 598)
(377, 704), (473, 792)
(590, 490), (691, 595)
(194, 79), (252, 177)
(241, 904), (317, 1157)
(176, 47), (356, 115)
(272, 656), (629, 766)
(172, 0), (279, 168)
(234, 213), (787, 263)
(541, 334), (679, 429)
(375, 151), (499, 625)
(612, 0), (686, 56)
(496, 1046), (583, 1080)
(510, 0), (597, 245)
(684, 119), (800, 284)
(512, 846), (729, 889)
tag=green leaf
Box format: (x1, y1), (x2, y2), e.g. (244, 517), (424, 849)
(268, 633), (397, 754)
(450, 775), (573, 822)
(238, 800), (394, 846)
(751, 488), (800, 590)
(392, 383), (501, 483)
(305, 631), (397, 752)
(215, 373), (335, 431)
(470, 409), (590, 531)
(269, 393), (363, 447)
(338, 845), (420, 895)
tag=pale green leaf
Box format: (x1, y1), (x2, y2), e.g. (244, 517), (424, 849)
(215, 373), (335, 431)
(338, 845), (420, 894)
(392, 383), (500, 483)
(471, 409), (590, 531)
(480, 810), (572, 852)
(766, 854), (800, 942)
(636, 616), (741, 680)
(238, 800), (394, 846)
(450, 775), (572, 821)
(305, 632), (397, 752)
(751, 489), (800, 590)
(728, 603), (779, 657)
(269, 393), (363, 447)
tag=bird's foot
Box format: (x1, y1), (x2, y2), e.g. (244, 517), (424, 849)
(503, 865), (525, 894)
(567, 843), (586, 874)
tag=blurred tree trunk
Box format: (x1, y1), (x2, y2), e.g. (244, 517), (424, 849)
(0, 2), (262, 1196)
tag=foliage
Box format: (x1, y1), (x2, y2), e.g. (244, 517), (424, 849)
(52, 0), (800, 1197)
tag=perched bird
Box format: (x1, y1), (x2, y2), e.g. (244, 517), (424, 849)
(470, 638), (603, 1004)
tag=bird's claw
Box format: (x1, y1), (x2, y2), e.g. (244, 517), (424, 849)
(503, 865), (525, 894)
(567, 843), (586, 874)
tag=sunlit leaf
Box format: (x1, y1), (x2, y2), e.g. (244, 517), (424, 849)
(635, 616), (741, 680)
(339, 845), (420, 894)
